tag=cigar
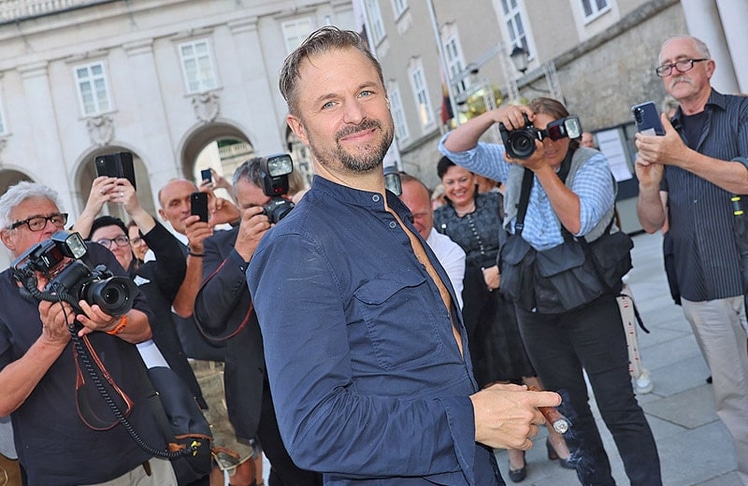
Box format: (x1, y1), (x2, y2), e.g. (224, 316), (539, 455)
(539, 404), (570, 434)
(528, 386), (570, 434)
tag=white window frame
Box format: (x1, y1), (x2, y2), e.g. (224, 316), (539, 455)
(387, 82), (409, 143)
(408, 59), (435, 129)
(178, 39), (218, 94)
(500, 0), (531, 57)
(391, 0), (408, 19)
(74, 62), (112, 116)
(443, 29), (468, 95)
(364, 0), (386, 45)
(282, 18), (314, 54)
(580, 0), (610, 23)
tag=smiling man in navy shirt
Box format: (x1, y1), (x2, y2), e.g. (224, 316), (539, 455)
(246, 26), (560, 485)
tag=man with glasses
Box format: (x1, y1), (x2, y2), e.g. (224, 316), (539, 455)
(0, 181), (177, 485)
(636, 35), (748, 482)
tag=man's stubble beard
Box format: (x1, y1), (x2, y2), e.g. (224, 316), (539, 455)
(309, 118), (395, 174)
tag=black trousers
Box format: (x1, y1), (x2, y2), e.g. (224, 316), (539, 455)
(514, 294), (661, 486)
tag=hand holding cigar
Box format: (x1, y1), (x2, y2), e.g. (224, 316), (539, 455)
(528, 385), (570, 434)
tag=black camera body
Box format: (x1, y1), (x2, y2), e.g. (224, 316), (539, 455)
(12, 231), (138, 317)
(499, 114), (582, 159)
(260, 154), (296, 224)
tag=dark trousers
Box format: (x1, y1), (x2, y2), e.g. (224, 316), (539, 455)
(514, 294), (661, 486)
(258, 381), (323, 486)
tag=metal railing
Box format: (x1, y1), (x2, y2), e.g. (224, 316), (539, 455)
(0, 0), (104, 22)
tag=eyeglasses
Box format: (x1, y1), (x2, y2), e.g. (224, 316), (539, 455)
(96, 235), (130, 249)
(655, 58), (708, 78)
(9, 213), (68, 231)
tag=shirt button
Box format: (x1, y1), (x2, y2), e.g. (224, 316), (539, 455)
(372, 195), (381, 203)
(389, 221), (397, 229)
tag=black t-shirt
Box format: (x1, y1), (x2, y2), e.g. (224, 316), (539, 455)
(0, 243), (164, 485)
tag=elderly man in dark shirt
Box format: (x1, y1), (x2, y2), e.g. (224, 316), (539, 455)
(0, 181), (175, 485)
(636, 35), (748, 482)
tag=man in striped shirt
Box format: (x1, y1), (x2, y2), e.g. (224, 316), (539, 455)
(635, 35), (748, 483)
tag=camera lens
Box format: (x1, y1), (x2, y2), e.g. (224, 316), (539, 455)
(85, 277), (137, 316)
(506, 131), (538, 159)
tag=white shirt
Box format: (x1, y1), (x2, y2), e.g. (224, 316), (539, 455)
(426, 230), (466, 309)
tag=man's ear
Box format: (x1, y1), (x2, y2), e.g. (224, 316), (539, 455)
(157, 208), (167, 222)
(705, 59), (716, 79)
(1, 230), (17, 256)
(287, 115), (308, 146)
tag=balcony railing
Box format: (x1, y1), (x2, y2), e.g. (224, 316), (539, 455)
(0, 0), (106, 22)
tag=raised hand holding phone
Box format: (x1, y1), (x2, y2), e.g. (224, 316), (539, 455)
(632, 101), (665, 136)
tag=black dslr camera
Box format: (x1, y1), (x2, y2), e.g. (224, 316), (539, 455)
(12, 231), (138, 318)
(499, 114), (582, 159)
(260, 154), (296, 224)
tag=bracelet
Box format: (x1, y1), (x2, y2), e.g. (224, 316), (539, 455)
(106, 315), (128, 335)
(188, 251), (205, 257)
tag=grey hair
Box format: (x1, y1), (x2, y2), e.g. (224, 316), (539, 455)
(231, 157), (265, 198)
(659, 35), (711, 64)
(0, 181), (63, 230)
(278, 25), (383, 116)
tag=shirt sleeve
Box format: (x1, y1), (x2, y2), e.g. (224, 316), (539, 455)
(247, 231), (477, 481)
(439, 133), (510, 183)
(571, 152), (617, 236)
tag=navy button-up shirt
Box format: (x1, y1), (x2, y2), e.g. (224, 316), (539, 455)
(665, 90), (748, 301)
(247, 176), (502, 485)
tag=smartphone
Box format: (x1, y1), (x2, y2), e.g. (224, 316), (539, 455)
(200, 168), (212, 183)
(631, 101), (665, 136)
(190, 192), (209, 222)
(95, 152), (137, 190)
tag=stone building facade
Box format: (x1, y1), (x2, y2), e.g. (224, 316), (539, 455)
(355, 0), (745, 192)
(0, 0), (354, 268)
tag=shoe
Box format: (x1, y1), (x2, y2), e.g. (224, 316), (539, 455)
(546, 438), (575, 470)
(508, 450), (527, 483)
(635, 369), (654, 395)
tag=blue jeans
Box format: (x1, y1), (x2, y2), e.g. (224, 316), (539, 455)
(514, 294), (661, 486)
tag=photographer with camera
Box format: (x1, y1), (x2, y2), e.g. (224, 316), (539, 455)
(440, 98), (661, 485)
(193, 157), (320, 485)
(0, 181), (177, 485)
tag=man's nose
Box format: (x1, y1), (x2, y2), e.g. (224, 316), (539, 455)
(343, 100), (366, 125)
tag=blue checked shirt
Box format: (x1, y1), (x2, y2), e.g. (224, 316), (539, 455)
(439, 134), (616, 251)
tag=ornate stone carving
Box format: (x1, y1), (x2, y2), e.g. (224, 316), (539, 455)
(86, 116), (114, 147)
(192, 92), (220, 123)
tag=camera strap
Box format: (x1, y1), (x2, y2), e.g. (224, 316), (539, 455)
(514, 150), (574, 237)
(193, 257), (253, 342)
(73, 333), (134, 431)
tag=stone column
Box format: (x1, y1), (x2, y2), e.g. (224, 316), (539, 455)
(679, 0), (739, 93)
(715, 0), (748, 93)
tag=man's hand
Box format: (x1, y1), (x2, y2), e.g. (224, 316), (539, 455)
(634, 155), (665, 190)
(235, 206), (271, 262)
(470, 383), (561, 450)
(635, 114), (690, 167)
(209, 196), (241, 226)
(74, 301), (119, 336)
(482, 265), (500, 292)
(38, 301), (74, 345)
(184, 214), (213, 255)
